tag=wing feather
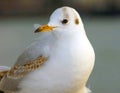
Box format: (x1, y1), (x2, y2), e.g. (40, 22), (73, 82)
(0, 32), (53, 92)
(7, 56), (47, 79)
(0, 56), (47, 91)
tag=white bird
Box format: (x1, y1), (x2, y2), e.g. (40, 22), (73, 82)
(0, 6), (95, 93)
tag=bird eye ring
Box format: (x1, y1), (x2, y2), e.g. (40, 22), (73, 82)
(61, 19), (68, 24)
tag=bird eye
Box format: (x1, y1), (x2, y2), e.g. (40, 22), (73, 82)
(61, 19), (68, 24)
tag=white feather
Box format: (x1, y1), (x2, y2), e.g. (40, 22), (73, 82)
(0, 66), (10, 71)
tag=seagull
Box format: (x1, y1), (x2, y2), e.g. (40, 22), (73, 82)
(0, 6), (95, 93)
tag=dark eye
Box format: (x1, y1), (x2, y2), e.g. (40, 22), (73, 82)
(61, 19), (68, 24)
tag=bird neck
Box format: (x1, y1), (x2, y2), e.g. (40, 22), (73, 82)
(51, 28), (86, 41)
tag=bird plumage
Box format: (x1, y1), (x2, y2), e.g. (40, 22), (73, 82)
(0, 6), (95, 93)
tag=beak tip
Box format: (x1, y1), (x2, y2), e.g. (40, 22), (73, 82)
(34, 24), (55, 33)
(34, 28), (40, 33)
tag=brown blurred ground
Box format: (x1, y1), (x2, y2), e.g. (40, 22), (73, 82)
(0, 0), (120, 16)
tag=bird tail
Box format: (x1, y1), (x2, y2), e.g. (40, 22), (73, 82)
(0, 66), (10, 82)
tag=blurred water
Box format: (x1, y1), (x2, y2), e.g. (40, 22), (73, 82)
(0, 16), (120, 93)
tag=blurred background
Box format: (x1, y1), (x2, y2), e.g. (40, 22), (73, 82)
(0, 0), (120, 93)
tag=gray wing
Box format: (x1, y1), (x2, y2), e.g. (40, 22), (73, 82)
(0, 56), (47, 92)
(0, 33), (54, 92)
(0, 39), (49, 92)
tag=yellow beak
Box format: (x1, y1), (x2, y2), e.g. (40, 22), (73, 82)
(34, 24), (56, 33)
